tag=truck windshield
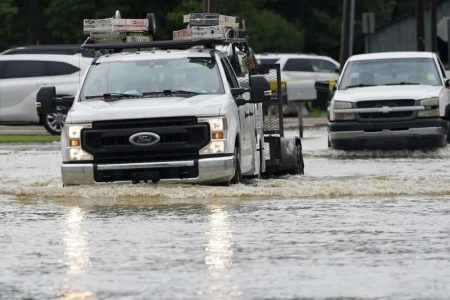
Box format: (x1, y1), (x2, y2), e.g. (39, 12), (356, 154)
(339, 57), (442, 90)
(80, 57), (224, 100)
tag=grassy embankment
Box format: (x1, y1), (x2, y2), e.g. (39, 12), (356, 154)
(0, 135), (60, 143)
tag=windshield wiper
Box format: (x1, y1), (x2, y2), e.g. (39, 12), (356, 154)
(384, 82), (420, 86)
(142, 90), (199, 97)
(85, 93), (142, 100)
(344, 84), (376, 89)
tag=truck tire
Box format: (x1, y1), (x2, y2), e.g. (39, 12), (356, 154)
(43, 112), (66, 135)
(447, 126), (450, 143)
(297, 145), (304, 175)
(231, 146), (241, 184)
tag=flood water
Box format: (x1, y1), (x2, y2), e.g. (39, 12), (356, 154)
(1, 127), (450, 299)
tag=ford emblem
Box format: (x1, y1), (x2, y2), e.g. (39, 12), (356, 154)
(129, 132), (160, 146)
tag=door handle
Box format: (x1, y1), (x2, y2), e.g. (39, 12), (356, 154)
(245, 111), (254, 118)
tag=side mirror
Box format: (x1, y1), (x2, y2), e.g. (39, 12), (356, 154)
(445, 79), (450, 88)
(36, 87), (75, 114)
(36, 87), (56, 114)
(230, 87), (246, 97)
(249, 75), (271, 103)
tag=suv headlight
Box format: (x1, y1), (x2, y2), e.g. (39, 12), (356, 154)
(418, 97), (439, 117)
(62, 123), (93, 161)
(331, 101), (355, 121)
(198, 117), (227, 155)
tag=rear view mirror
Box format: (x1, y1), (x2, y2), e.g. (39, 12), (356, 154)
(36, 87), (56, 114)
(445, 79), (450, 88)
(249, 75), (271, 103)
(36, 87), (75, 114)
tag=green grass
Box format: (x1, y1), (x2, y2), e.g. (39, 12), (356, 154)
(0, 135), (60, 143)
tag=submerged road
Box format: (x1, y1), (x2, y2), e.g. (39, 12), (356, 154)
(1, 126), (450, 299)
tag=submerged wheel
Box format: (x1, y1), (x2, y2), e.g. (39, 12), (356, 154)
(447, 125), (450, 143)
(43, 112), (66, 135)
(297, 145), (304, 175)
(231, 146), (241, 184)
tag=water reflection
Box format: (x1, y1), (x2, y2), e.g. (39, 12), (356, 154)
(63, 207), (90, 274)
(60, 207), (93, 300)
(204, 205), (241, 299)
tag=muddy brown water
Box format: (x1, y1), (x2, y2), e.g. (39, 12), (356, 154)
(1, 127), (450, 299)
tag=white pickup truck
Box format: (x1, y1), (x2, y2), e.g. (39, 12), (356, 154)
(328, 52), (450, 150)
(37, 13), (304, 185)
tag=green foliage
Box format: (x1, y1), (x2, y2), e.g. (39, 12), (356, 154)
(0, 0), (18, 50)
(0, 135), (60, 143)
(245, 9), (304, 52)
(0, 0), (433, 58)
(44, 0), (95, 44)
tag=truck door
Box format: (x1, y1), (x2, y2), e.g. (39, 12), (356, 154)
(221, 57), (254, 173)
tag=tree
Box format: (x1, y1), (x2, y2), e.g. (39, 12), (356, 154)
(0, 0), (19, 50)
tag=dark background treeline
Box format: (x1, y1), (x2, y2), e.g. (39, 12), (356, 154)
(0, 0), (431, 59)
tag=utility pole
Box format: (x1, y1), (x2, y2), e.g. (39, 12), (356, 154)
(339, 0), (351, 66)
(203, 0), (218, 13)
(416, 0), (425, 51)
(348, 0), (355, 57)
(431, 0), (438, 53)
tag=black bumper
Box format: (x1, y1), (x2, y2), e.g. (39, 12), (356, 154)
(329, 118), (448, 150)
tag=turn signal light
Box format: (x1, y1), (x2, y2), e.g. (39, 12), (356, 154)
(69, 138), (81, 147)
(212, 131), (224, 140)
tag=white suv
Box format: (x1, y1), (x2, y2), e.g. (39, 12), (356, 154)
(255, 53), (340, 110)
(0, 52), (91, 134)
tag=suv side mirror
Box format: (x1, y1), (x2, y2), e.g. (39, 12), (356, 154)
(249, 75), (271, 103)
(445, 79), (450, 88)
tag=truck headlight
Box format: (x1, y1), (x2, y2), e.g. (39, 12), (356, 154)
(62, 124), (93, 161)
(333, 100), (353, 109)
(331, 101), (355, 121)
(198, 117), (227, 155)
(418, 97), (439, 117)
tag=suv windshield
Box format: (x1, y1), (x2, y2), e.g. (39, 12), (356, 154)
(339, 57), (441, 90)
(80, 57), (224, 100)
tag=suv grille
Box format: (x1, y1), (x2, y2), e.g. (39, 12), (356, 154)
(356, 99), (416, 121)
(81, 117), (210, 164)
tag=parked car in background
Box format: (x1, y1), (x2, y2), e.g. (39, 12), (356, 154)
(255, 53), (340, 113)
(1, 44), (94, 57)
(0, 47), (92, 134)
(328, 51), (450, 150)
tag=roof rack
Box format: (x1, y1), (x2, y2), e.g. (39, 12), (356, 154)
(81, 38), (242, 51)
(173, 13), (246, 43)
(81, 11), (249, 55)
(83, 10), (155, 44)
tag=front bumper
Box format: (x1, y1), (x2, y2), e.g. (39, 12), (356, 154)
(61, 155), (235, 186)
(329, 118), (448, 150)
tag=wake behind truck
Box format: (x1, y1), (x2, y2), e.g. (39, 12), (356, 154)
(37, 12), (304, 185)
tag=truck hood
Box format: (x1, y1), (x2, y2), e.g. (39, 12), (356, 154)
(67, 94), (228, 123)
(334, 85), (442, 102)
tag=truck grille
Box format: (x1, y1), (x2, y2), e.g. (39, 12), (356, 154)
(356, 99), (416, 121)
(81, 117), (210, 163)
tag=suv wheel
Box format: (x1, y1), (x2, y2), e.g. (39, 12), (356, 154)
(43, 112), (66, 135)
